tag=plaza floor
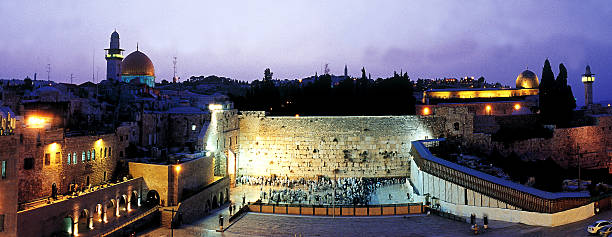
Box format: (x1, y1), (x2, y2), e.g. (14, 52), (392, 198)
(229, 182), (413, 206)
(139, 184), (612, 237)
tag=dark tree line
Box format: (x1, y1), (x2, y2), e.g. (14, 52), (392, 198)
(539, 59), (576, 127)
(230, 68), (416, 116)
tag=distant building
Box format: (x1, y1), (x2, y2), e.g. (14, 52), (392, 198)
(104, 31), (156, 88)
(418, 69), (539, 116)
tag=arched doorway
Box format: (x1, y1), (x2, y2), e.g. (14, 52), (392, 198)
(212, 195), (219, 208)
(130, 191), (139, 210)
(206, 199), (211, 213)
(146, 190), (160, 207)
(63, 216), (73, 236)
(78, 209), (91, 234)
(94, 203), (103, 229)
(226, 188), (230, 203)
(105, 199), (116, 222)
(118, 195), (128, 216)
(51, 183), (58, 200)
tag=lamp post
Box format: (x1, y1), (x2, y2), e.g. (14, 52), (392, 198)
(333, 168), (340, 218)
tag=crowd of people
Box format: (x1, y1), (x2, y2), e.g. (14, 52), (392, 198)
(237, 175), (408, 206)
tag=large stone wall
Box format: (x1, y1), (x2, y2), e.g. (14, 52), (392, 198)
(469, 115), (612, 170)
(234, 107), (472, 178)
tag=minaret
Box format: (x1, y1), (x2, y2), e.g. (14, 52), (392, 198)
(105, 30), (124, 81)
(581, 65), (595, 106)
(344, 65), (348, 78)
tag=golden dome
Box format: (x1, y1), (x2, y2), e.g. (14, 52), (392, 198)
(516, 70), (539, 89)
(121, 50), (155, 77)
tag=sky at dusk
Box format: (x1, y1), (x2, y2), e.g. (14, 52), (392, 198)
(1, 0), (611, 105)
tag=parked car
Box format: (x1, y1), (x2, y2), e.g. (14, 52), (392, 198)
(599, 225), (612, 236)
(587, 220), (611, 235)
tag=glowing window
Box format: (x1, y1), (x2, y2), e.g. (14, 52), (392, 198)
(192, 124), (196, 131)
(67, 153), (71, 165)
(73, 152), (77, 164)
(82, 152), (85, 162)
(1, 160), (6, 179)
(87, 151), (91, 161)
(44, 153), (50, 166)
(92, 149), (95, 160)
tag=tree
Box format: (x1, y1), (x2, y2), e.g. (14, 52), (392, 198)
(539, 59), (555, 123)
(554, 63), (576, 127)
(264, 68), (273, 81)
(539, 60), (576, 127)
(361, 67), (367, 80)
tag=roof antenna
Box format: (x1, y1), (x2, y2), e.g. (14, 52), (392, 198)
(136, 42), (139, 51)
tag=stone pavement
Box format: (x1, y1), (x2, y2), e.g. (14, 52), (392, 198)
(139, 208), (612, 237)
(139, 183), (612, 237)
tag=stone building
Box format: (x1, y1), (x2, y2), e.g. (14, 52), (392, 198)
(0, 115), (136, 236)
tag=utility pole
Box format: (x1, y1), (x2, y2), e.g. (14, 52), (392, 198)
(570, 143), (597, 190)
(46, 64), (51, 81)
(161, 209), (181, 237)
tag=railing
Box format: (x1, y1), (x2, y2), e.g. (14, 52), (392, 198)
(411, 139), (591, 213)
(101, 206), (159, 237)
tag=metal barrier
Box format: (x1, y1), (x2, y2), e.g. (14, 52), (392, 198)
(247, 202), (426, 216)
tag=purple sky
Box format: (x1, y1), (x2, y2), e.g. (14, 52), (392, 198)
(1, 1), (611, 105)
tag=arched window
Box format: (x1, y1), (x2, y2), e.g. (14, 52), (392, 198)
(92, 149), (95, 160)
(82, 152), (85, 162)
(108, 147), (112, 157)
(67, 153), (71, 165)
(104, 148), (107, 158)
(73, 152), (77, 164)
(87, 151), (91, 161)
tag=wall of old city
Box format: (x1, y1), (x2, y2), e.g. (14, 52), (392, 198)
(0, 135), (19, 237)
(468, 115), (612, 170)
(176, 156), (215, 202)
(204, 109), (239, 177)
(128, 162), (170, 206)
(128, 156), (215, 207)
(234, 107), (472, 179)
(16, 124), (131, 203)
(140, 111), (208, 151)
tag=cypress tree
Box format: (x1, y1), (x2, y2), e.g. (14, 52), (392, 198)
(554, 63), (576, 127)
(539, 59), (555, 123)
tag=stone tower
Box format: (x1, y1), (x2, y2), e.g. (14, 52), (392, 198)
(105, 30), (124, 81)
(581, 65), (595, 106)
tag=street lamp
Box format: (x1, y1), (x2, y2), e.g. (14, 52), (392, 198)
(333, 168), (340, 218)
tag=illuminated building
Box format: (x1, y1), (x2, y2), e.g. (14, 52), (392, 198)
(121, 48), (156, 88)
(105, 30), (124, 81)
(582, 65), (595, 106)
(104, 30), (156, 87)
(418, 69), (539, 116)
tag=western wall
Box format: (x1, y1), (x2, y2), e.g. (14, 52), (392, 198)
(469, 115), (612, 171)
(232, 107), (472, 179)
